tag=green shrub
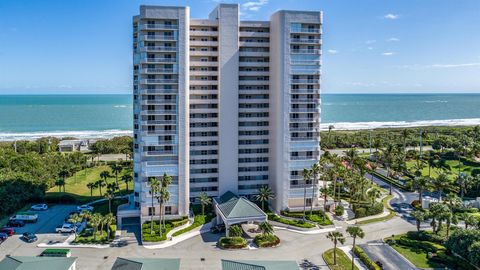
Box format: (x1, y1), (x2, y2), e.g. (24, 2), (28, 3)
(306, 213), (333, 226)
(335, 205), (344, 216)
(353, 202), (383, 218)
(353, 246), (381, 270)
(218, 237), (247, 249)
(406, 231), (446, 244)
(254, 234), (280, 248)
(267, 213), (315, 228)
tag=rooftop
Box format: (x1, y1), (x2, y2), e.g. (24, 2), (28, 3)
(0, 256), (77, 270)
(221, 260), (300, 270)
(111, 257), (180, 270)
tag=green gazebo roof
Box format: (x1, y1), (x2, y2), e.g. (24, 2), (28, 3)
(221, 260), (299, 270)
(111, 258), (180, 270)
(215, 192), (266, 219)
(0, 256), (77, 270)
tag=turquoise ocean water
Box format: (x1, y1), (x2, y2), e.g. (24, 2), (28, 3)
(0, 94), (480, 140)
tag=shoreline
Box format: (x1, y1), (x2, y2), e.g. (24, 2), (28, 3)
(1, 118), (479, 141)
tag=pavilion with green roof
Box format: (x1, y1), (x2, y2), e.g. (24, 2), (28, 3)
(111, 258), (180, 270)
(221, 259), (299, 270)
(213, 191), (267, 237)
(0, 256), (77, 270)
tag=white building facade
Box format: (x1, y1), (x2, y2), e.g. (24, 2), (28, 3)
(131, 4), (322, 222)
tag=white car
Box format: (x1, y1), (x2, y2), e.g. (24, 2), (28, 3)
(30, 204), (48, 211)
(76, 205), (94, 212)
(55, 223), (76, 233)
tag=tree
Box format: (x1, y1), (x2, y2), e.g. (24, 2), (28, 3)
(347, 226), (365, 270)
(310, 162), (320, 215)
(199, 192), (212, 216)
(159, 173), (172, 230)
(464, 214), (478, 229)
(229, 225), (243, 237)
(259, 221), (274, 235)
(401, 128), (410, 155)
(104, 184), (116, 214)
(67, 213), (83, 241)
(103, 213), (116, 241)
(366, 187), (382, 204)
(412, 176), (430, 207)
(55, 179), (65, 193)
(88, 213), (102, 241)
(255, 186), (275, 211)
(326, 125), (334, 148)
(302, 168), (312, 219)
(381, 143), (397, 195)
(86, 182), (95, 197)
(326, 231), (346, 265)
(148, 177), (161, 235)
(431, 173), (452, 202)
(121, 174), (133, 192)
(456, 174), (472, 200)
(444, 193), (461, 210)
(95, 179), (106, 196)
(444, 210), (457, 238)
(109, 163), (122, 187)
(411, 209), (426, 232)
(429, 203), (450, 234)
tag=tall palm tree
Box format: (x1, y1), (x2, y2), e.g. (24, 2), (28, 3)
(411, 209), (426, 232)
(159, 173), (172, 231)
(326, 231), (345, 265)
(67, 213), (83, 241)
(310, 163), (320, 215)
(86, 182), (95, 197)
(302, 168), (312, 219)
(199, 192), (212, 216)
(96, 179), (106, 196)
(100, 170), (110, 183)
(109, 163), (123, 187)
(381, 143), (396, 195)
(346, 226), (365, 270)
(412, 176), (430, 207)
(431, 173), (452, 202)
(55, 179), (65, 193)
(255, 186), (275, 211)
(104, 213), (116, 241)
(456, 174), (471, 200)
(148, 177), (161, 235)
(444, 193), (461, 210)
(326, 125), (334, 148)
(366, 187), (382, 204)
(121, 174), (133, 192)
(88, 213), (102, 241)
(104, 184), (116, 214)
(58, 170), (69, 183)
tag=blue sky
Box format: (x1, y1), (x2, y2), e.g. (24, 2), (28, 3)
(0, 0), (479, 94)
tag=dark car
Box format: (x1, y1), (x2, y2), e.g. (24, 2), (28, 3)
(0, 233), (7, 242)
(0, 227), (14, 236)
(7, 220), (25, 227)
(375, 261), (384, 269)
(22, 232), (38, 243)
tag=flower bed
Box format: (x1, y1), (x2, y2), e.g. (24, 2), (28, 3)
(218, 237), (247, 249)
(254, 234), (280, 248)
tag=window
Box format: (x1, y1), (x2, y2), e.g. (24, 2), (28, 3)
(306, 198), (312, 206)
(165, 206), (172, 215)
(148, 207), (155, 216)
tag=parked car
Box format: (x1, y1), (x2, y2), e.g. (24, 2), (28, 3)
(76, 205), (94, 212)
(22, 232), (38, 243)
(55, 223), (77, 234)
(0, 233), (8, 242)
(375, 260), (384, 269)
(0, 227), (15, 236)
(30, 204), (48, 211)
(9, 212), (38, 223)
(7, 220), (25, 227)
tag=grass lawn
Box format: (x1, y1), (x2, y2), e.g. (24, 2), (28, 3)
(46, 165), (132, 202)
(406, 159), (479, 180)
(323, 248), (359, 270)
(386, 235), (444, 269)
(74, 230), (111, 244)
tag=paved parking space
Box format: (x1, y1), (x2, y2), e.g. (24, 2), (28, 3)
(11, 204), (77, 234)
(359, 241), (417, 270)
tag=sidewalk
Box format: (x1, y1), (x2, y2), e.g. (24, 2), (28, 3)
(338, 246), (368, 270)
(37, 234), (110, 249)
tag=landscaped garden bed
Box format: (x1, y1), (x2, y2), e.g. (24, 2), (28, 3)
(218, 236), (248, 249)
(142, 217), (189, 242)
(253, 234), (280, 248)
(267, 213), (315, 228)
(281, 210), (333, 226)
(353, 246), (381, 270)
(322, 248), (359, 270)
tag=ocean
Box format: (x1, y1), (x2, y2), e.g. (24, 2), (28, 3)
(1, 93), (480, 140)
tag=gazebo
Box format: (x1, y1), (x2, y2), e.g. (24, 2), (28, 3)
(214, 191), (267, 237)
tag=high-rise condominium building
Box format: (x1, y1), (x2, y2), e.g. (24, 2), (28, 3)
(128, 4), (321, 224)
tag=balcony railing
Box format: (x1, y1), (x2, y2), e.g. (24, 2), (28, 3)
(290, 108), (318, 113)
(144, 110), (177, 115)
(290, 88), (319, 94)
(291, 99), (320, 103)
(141, 68), (176, 74)
(291, 79), (320, 84)
(141, 24), (178, 30)
(290, 118), (319, 122)
(141, 130), (177, 136)
(142, 58), (176, 63)
(140, 79), (178, 84)
(142, 35), (177, 41)
(140, 99), (176, 105)
(146, 151), (177, 156)
(290, 156), (317, 160)
(291, 49), (320, 54)
(291, 28), (321, 33)
(290, 38), (320, 43)
(142, 46), (177, 52)
(141, 120), (176, 125)
(137, 89), (178, 94)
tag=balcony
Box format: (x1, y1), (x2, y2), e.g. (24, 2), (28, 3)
(140, 99), (176, 105)
(189, 50), (218, 57)
(190, 61), (218, 67)
(140, 68), (177, 74)
(140, 79), (178, 84)
(141, 58), (176, 63)
(189, 30), (218, 37)
(291, 28), (321, 34)
(239, 31), (270, 38)
(146, 150), (177, 156)
(290, 118), (319, 122)
(141, 24), (178, 30)
(190, 40), (218, 46)
(290, 108), (318, 113)
(291, 49), (320, 54)
(142, 35), (177, 41)
(289, 127), (320, 132)
(140, 120), (177, 125)
(138, 88), (178, 94)
(140, 130), (177, 136)
(141, 46), (177, 52)
(290, 88), (319, 94)
(291, 79), (320, 84)
(143, 110), (177, 115)
(290, 38), (320, 44)
(291, 69), (321, 75)
(290, 155), (317, 160)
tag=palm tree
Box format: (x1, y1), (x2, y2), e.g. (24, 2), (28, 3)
(109, 163), (122, 187)
(121, 174), (133, 192)
(100, 170), (110, 183)
(148, 177), (161, 235)
(429, 203), (450, 234)
(302, 168), (312, 219)
(411, 209), (426, 232)
(347, 226), (365, 270)
(55, 179), (65, 193)
(259, 221), (274, 235)
(103, 213), (116, 241)
(255, 186), (275, 211)
(431, 173), (452, 202)
(199, 192), (212, 216)
(104, 184), (116, 214)
(401, 128), (410, 155)
(310, 162), (320, 215)
(67, 213), (83, 241)
(96, 179), (106, 196)
(159, 173), (172, 230)
(326, 231), (346, 265)
(229, 225), (243, 237)
(456, 174), (471, 200)
(58, 170), (69, 183)
(413, 176), (430, 207)
(86, 182), (95, 197)
(366, 187), (382, 204)
(381, 143), (396, 195)
(326, 125), (334, 148)
(443, 210), (456, 238)
(464, 214), (478, 229)
(88, 213), (102, 241)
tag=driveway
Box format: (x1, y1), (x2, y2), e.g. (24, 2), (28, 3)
(359, 241), (417, 270)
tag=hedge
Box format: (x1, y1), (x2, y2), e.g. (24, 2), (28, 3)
(254, 234), (280, 248)
(281, 210), (332, 226)
(218, 237), (247, 249)
(353, 246), (381, 270)
(352, 202), (383, 218)
(267, 213), (315, 228)
(370, 171), (410, 191)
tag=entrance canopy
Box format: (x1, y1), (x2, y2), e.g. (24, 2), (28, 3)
(214, 191), (267, 236)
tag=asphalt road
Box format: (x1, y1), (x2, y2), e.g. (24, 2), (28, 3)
(360, 242), (417, 270)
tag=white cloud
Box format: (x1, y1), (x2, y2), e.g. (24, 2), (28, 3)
(384, 13), (400, 20)
(367, 46), (374, 50)
(327, 49), (338, 54)
(387, 37), (400, 42)
(382, 52), (396, 56)
(365, 40), (376, 44)
(242, 0), (268, 11)
(401, 62), (480, 69)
